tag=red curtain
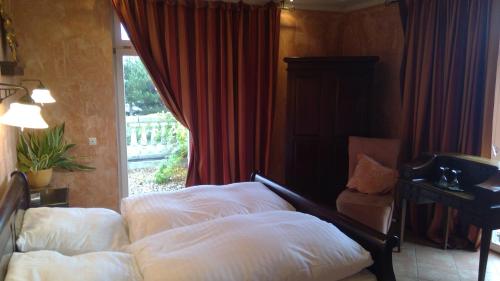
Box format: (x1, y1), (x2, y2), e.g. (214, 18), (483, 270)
(111, 0), (280, 186)
(400, 0), (493, 248)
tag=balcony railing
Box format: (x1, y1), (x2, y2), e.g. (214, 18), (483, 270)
(126, 114), (175, 161)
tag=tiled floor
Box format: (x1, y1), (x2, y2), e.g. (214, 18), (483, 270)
(394, 241), (500, 281)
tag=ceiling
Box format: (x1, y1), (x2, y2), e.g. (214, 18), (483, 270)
(215, 0), (391, 12)
(288, 0), (387, 12)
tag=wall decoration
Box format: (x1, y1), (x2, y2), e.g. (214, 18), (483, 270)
(0, 0), (22, 75)
(0, 0), (17, 62)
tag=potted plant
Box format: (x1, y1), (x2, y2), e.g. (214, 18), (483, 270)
(16, 123), (94, 188)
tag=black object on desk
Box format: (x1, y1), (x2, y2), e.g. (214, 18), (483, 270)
(29, 186), (69, 208)
(398, 153), (500, 281)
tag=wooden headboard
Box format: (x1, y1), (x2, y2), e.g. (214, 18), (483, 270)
(0, 172), (29, 281)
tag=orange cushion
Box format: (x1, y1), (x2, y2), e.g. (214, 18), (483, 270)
(346, 154), (398, 194)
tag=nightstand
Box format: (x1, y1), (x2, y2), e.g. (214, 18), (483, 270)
(29, 186), (69, 208)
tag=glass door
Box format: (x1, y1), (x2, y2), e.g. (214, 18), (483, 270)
(115, 52), (188, 197)
(119, 54), (188, 196)
(114, 18), (188, 197)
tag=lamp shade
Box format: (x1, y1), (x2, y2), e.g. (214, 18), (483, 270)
(31, 88), (55, 104)
(0, 102), (49, 130)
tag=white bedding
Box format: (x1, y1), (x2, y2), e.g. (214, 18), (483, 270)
(341, 270), (377, 281)
(17, 207), (129, 255)
(5, 251), (142, 281)
(121, 182), (295, 241)
(128, 211), (373, 281)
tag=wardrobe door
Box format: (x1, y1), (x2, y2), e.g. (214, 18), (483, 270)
(331, 71), (373, 197)
(284, 57), (378, 205)
(285, 70), (337, 199)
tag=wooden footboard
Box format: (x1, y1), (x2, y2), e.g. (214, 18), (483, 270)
(251, 173), (398, 281)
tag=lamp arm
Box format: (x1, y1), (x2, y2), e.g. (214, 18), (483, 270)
(0, 82), (30, 104)
(20, 79), (44, 88)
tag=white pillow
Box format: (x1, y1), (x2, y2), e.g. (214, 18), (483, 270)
(121, 182), (295, 241)
(5, 251), (142, 281)
(128, 211), (373, 281)
(17, 208), (129, 255)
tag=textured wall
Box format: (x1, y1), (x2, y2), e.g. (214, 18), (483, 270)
(269, 5), (404, 183)
(342, 4), (404, 138)
(12, 0), (119, 210)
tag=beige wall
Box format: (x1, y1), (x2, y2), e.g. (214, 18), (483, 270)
(12, 0), (119, 210)
(269, 5), (404, 183)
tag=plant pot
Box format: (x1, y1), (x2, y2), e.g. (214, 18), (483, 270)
(27, 168), (53, 188)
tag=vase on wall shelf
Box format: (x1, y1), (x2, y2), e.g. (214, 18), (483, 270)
(27, 168), (53, 188)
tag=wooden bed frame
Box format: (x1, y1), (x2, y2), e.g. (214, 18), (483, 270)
(0, 172), (29, 281)
(251, 173), (398, 281)
(0, 172), (397, 281)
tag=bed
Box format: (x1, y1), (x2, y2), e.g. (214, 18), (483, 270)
(0, 171), (397, 281)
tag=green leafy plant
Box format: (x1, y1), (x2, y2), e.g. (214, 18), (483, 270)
(124, 56), (165, 115)
(154, 152), (188, 184)
(17, 123), (95, 172)
(154, 120), (188, 184)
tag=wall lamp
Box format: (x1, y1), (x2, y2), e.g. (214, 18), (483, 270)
(0, 80), (55, 104)
(0, 80), (55, 130)
(22, 79), (55, 104)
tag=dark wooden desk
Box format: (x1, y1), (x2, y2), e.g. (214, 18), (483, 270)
(399, 178), (499, 281)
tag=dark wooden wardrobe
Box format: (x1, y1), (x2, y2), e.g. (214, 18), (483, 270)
(284, 56), (379, 205)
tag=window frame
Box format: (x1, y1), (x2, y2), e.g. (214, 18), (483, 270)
(113, 13), (135, 198)
(113, 14), (132, 48)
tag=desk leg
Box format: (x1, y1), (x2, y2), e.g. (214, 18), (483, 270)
(478, 229), (492, 281)
(443, 207), (451, 250)
(399, 198), (407, 252)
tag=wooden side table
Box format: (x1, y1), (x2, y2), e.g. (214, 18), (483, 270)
(29, 186), (69, 208)
(399, 179), (498, 281)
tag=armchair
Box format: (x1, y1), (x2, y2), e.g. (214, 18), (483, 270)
(336, 136), (401, 234)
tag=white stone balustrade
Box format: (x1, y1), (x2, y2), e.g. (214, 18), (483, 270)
(126, 116), (167, 159)
(125, 113), (187, 161)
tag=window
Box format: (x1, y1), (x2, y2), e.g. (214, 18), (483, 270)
(113, 15), (188, 197)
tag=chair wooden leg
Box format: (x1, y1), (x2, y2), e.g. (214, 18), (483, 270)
(442, 207), (451, 250)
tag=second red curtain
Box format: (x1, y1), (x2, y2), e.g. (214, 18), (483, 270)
(112, 0), (280, 186)
(400, 0), (493, 248)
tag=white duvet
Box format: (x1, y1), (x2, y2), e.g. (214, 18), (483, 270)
(128, 211), (373, 281)
(121, 182), (295, 241)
